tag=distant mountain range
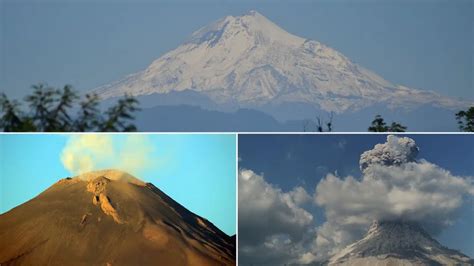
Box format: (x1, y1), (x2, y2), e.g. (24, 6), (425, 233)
(0, 170), (235, 265)
(328, 220), (473, 265)
(93, 10), (472, 131)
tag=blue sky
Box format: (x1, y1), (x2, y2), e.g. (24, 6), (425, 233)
(0, 133), (236, 235)
(1, 0), (472, 100)
(239, 134), (474, 257)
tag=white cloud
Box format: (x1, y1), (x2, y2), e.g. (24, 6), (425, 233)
(238, 169), (314, 264)
(239, 233), (314, 265)
(289, 186), (311, 205)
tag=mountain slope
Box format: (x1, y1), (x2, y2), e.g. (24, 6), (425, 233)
(328, 221), (473, 266)
(93, 10), (470, 115)
(0, 170), (235, 265)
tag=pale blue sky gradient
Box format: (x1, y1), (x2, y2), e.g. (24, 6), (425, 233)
(0, 133), (236, 235)
(0, 0), (472, 100)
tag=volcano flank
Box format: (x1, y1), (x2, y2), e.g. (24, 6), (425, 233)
(328, 220), (473, 265)
(0, 170), (235, 265)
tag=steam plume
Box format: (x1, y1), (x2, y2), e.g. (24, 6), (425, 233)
(60, 135), (155, 176)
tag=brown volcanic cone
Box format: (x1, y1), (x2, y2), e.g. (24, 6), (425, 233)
(0, 170), (235, 265)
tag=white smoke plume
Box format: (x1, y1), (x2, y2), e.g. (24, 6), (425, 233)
(313, 135), (474, 261)
(60, 135), (155, 176)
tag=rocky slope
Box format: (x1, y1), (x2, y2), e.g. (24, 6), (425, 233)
(0, 170), (235, 265)
(328, 220), (473, 266)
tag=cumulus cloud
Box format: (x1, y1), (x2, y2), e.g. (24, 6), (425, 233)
(313, 135), (474, 260)
(238, 169), (314, 265)
(289, 186), (312, 206)
(61, 135), (155, 176)
(239, 233), (317, 265)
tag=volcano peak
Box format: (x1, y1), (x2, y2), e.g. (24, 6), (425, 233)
(76, 169), (146, 186)
(93, 10), (471, 127)
(329, 220), (473, 265)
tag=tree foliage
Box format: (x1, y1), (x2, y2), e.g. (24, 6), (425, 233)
(0, 84), (140, 132)
(368, 115), (407, 132)
(455, 106), (474, 132)
(303, 112), (334, 132)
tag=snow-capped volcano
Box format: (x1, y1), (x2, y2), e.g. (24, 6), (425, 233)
(94, 10), (469, 115)
(329, 220), (473, 265)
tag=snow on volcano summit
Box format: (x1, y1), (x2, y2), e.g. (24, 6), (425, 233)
(329, 220), (473, 265)
(94, 10), (469, 113)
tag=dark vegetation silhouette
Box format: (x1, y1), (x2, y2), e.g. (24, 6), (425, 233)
(368, 115), (407, 132)
(0, 84), (140, 132)
(455, 106), (474, 132)
(303, 112), (333, 132)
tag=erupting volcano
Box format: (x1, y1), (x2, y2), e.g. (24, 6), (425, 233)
(0, 170), (235, 265)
